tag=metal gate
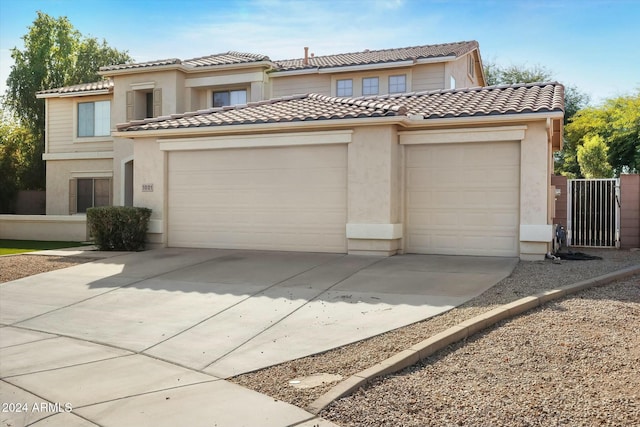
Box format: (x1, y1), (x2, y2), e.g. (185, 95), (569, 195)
(567, 178), (620, 247)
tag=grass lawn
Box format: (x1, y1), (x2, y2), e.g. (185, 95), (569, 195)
(0, 240), (92, 255)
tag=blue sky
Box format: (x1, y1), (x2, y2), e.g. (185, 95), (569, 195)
(1, 0), (639, 104)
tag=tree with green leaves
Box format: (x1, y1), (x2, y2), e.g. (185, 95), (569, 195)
(483, 61), (591, 176)
(577, 134), (614, 178)
(562, 92), (640, 177)
(0, 109), (39, 212)
(2, 11), (132, 194)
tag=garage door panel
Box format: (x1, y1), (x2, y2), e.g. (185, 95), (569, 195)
(168, 145), (347, 253)
(406, 141), (520, 257)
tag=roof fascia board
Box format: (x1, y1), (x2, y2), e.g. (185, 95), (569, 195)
(99, 64), (184, 77)
(182, 60), (274, 73)
(415, 55), (457, 64)
(37, 89), (111, 99)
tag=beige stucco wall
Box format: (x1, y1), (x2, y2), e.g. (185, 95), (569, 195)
(133, 137), (166, 246)
(46, 158), (114, 215)
(519, 120), (553, 260)
(0, 215), (88, 241)
(44, 95), (114, 154)
(411, 64), (444, 91)
(112, 137), (135, 207)
(347, 125), (401, 255)
(270, 74), (332, 98)
(444, 55), (477, 89)
(271, 63), (449, 99)
(111, 70), (182, 124)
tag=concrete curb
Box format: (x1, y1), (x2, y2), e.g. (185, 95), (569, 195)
(307, 264), (640, 414)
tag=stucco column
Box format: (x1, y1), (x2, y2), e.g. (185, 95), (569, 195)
(133, 137), (166, 247)
(346, 125), (402, 255)
(519, 121), (553, 260)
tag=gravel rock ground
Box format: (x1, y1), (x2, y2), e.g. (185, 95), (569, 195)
(230, 249), (639, 410)
(322, 274), (640, 427)
(0, 254), (92, 283)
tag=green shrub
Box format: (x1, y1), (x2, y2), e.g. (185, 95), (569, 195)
(87, 206), (151, 251)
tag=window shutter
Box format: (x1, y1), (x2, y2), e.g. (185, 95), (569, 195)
(153, 88), (162, 117)
(126, 91), (134, 121)
(108, 178), (113, 206)
(69, 179), (77, 215)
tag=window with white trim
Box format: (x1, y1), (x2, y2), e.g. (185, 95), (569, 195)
(450, 75), (456, 89)
(77, 101), (110, 137)
(213, 89), (247, 107)
(336, 79), (353, 97)
(362, 77), (379, 96)
(389, 75), (406, 93)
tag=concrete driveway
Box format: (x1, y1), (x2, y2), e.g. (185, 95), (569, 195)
(1, 248), (517, 426)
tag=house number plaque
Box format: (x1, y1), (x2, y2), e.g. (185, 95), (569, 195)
(142, 183), (154, 192)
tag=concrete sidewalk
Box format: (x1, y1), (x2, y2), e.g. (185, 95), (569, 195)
(0, 248), (517, 426)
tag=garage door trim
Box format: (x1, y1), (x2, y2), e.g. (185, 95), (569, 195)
(159, 130), (353, 151)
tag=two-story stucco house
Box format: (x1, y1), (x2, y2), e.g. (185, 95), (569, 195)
(36, 40), (564, 260)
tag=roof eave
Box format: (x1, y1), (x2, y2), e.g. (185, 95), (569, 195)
(271, 55), (458, 77)
(36, 89), (112, 99)
(183, 60), (275, 73)
(100, 60), (275, 77)
(99, 63), (186, 77)
(112, 115), (404, 138)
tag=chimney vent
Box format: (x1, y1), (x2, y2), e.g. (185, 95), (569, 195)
(304, 47), (309, 65)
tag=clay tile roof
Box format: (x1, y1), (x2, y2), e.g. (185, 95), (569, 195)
(182, 51), (270, 67)
(273, 40), (478, 71)
(99, 58), (182, 72)
(116, 82), (563, 133)
(36, 79), (114, 96)
(399, 82), (565, 119)
(100, 52), (270, 72)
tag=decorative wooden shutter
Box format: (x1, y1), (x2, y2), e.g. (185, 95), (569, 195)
(153, 88), (162, 117)
(126, 91), (134, 121)
(69, 179), (77, 214)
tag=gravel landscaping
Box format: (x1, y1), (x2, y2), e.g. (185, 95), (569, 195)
(322, 274), (640, 426)
(0, 254), (92, 283)
(230, 249), (639, 411)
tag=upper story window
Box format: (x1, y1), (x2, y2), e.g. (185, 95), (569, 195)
(213, 89), (247, 107)
(389, 75), (406, 93)
(362, 77), (379, 96)
(77, 100), (110, 137)
(450, 75), (456, 89)
(126, 84), (162, 121)
(336, 79), (353, 97)
(467, 55), (475, 77)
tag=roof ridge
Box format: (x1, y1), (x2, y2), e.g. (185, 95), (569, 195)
(99, 58), (180, 72)
(274, 40), (477, 62)
(184, 51), (270, 63)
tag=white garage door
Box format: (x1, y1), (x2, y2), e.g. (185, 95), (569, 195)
(405, 141), (520, 256)
(168, 144), (347, 252)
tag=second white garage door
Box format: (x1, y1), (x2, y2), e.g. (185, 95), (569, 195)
(168, 144), (347, 252)
(405, 141), (520, 256)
